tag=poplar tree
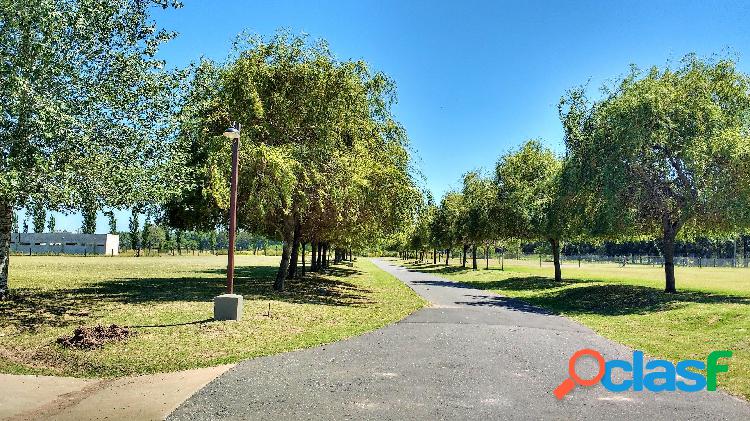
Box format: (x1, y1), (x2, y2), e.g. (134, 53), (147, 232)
(129, 208), (141, 257)
(0, 0), (185, 299)
(31, 202), (46, 233)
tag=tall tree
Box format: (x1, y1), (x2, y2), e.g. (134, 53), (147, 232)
(435, 192), (464, 265)
(142, 219), (152, 254)
(495, 140), (569, 281)
(143, 224), (166, 253)
(560, 56), (750, 292)
(47, 215), (56, 233)
(461, 171), (497, 270)
(0, 0), (185, 299)
(30, 202), (46, 233)
(104, 211), (117, 234)
(81, 204), (97, 234)
(408, 197), (433, 262)
(129, 208), (141, 257)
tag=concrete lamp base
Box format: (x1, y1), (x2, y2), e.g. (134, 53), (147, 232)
(214, 294), (244, 321)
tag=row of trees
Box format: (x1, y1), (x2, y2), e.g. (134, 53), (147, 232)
(0, 1), (188, 299)
(14, 208), (118, 234)
(120, 224), (280, 256)
(162, 33), (421, 290)
(397, 56), (750, 293)
(0, 2), (420, 299)
(558, 237), (750, 260)
(397, 140), (567, 278)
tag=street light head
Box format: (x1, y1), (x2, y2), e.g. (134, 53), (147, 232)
(223, 127), (240, 140)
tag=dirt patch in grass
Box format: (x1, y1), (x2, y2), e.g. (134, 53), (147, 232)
(1, 255), (426, 377)
(57, 325), (135, 350)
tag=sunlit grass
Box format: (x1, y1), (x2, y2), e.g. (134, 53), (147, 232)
(395, 256), (750, 400)
(0, 255), (426, 377)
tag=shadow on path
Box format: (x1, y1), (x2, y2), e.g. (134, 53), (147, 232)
(453, 294), (553, 315)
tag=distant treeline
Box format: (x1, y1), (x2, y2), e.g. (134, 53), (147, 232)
(117, 228), (281, 255)
(535, 237), (749, 259)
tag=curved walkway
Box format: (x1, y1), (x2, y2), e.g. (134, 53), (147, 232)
(169, 258), (750, 420)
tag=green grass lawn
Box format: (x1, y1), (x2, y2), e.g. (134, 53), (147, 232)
(0, 255), (426, 377)
(396, 257), (750, 400)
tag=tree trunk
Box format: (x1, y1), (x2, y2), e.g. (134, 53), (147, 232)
(0, 201), (11, 300)
(317, 242), (324, 269)
(550, 238), (562, 282)
(472, 244), (477, 270)
(287, 221), (301, 280)
(321, 244), (326, 268)
(301, 242), (307, 276)
(485, 245), (489, 270)
(322, 243), (329, 268)
(274, 225), (294, 291)
(462, 244), (468, 268)
(445, 248), (450, 265)
(433, 248), (437, 264)
(662, 224), (677, 293)
(321, 244), (325, 266)
(317, 243), (322, 268)
(311, 242), (318, 272)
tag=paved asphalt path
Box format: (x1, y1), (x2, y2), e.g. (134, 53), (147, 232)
(169, 258), (750, 420)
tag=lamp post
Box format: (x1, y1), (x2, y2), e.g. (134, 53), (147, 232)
(223, 124), (241, 294)
(213, 122), (243, 321)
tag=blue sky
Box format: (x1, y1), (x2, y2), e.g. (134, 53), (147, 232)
(39, 0), (750, 232)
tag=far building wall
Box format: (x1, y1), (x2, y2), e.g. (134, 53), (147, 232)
(10, 233), (119, 255)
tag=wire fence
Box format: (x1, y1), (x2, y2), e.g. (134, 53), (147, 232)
(541, 254), (750, 268)
(392, 250), (750, 269)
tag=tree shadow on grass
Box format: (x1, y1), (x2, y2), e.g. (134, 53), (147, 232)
(405, 263), (473, 274)
(0, 263), (373, 333)
(404, 261), (510, 275)
(533, 284), (750, 316)
(463, 275), (750, 316)
(463, 276), (596, 292)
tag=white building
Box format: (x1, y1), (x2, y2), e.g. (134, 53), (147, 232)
(10, 233), (119, 255)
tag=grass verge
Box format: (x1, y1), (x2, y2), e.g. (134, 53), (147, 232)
(395, 257), (750, 400)
(0, 255), (425, 377)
